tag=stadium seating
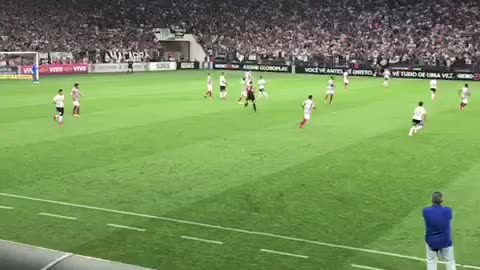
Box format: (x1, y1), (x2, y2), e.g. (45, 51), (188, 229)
(0, 0), (478, 66)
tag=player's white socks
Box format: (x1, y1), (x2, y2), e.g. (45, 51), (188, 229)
(58, 114), (63, 123)
(408, 127), (415, 136)
(263, 92), (268, 98)
(431, 93), (436, 100)
(383, 81), (389, 87)
(415, 125), (423, 131)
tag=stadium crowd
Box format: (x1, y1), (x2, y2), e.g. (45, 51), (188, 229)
(0, 0), (479, 66)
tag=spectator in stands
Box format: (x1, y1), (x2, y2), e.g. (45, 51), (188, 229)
(0, 0), (478, 67)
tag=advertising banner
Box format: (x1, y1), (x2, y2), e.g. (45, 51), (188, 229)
(213, 63), (241, 70)
(0, 74), (32, 80)
(148, 62), (177, 71)
(20, 64), (89, 75)
(89, 63), (147, 73)
(177, 62), (199, 70)
(0, 65), (18, 75)
(296, 66), (480, 81)
(390, 70), (480, 81)
(213, 63), (291, 72)
(297, 67), (374, 76)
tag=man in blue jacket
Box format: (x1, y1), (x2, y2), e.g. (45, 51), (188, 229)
(422, 192), (456, 270)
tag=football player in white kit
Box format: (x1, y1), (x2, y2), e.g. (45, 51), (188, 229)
(459, 84), (470, 111)
(383, 69), (391, 88)
(238, 77), (247, 104)
(343, 69), (349, 89)
(300, 95), (315, 128)
(71, 83), (82, 117)
(204, 73), (213, 99)
(219, 72), (228, 100)
(245, 70), (253, 84)
(430, 79), (438, 102)
(409, 101), (427, 136)
(258, 76), (268, 99)
(53, 89), (65, 126)
(324, 76), (335, 104)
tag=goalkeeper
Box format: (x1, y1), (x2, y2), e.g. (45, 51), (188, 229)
(32, 63), (39, 83)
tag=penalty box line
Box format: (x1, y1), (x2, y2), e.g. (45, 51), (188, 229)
(1, 192), (479, 269)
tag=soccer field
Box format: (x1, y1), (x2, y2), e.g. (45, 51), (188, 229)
(1, 71), (480, 270)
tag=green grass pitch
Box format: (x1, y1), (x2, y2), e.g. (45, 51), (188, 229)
(0, 71), (479, 270)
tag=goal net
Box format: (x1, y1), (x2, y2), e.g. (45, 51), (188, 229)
(0, 51), (39, 82)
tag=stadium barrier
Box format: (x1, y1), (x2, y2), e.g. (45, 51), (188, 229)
(19, 64), (89, 75)
(147, 62), (177, 71)
(89, 63), (148, 73)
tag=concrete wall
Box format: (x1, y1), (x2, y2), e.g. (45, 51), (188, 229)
(0, 240), (155, 270)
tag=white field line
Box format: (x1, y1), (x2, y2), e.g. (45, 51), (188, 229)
(1, 192), (479, 269)
(181, 235), (223, 245)
(106, 223), (146, 232)
(39, 212), (77, 220)
(40, 253), (73, 270)
(0, 205), (13, 209)
(260, 249), (309, 259)
(351, 264), (386, 270)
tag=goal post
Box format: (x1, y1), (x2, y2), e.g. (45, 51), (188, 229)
(0, 51), (39, 82)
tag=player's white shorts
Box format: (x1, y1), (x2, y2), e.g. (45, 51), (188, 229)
(462, 98), (468, 104)
(207, 85), (213, 92)
(240, 90), (247, 97)
(304, 113), (311, 120)
(73, 100), (80, 106)
(344, 79), (349, 84)
(326, 89), (334, 95)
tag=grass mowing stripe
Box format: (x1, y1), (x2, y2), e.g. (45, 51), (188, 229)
(0, 192), (459, 266)
(180, 236), (223, 245)
(106, 223), (146, 232)
(260, 249), (309, 259)
(351, 264), (386, 270)
(40, 253), (74, 270)
(38, 212), (77, 220)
